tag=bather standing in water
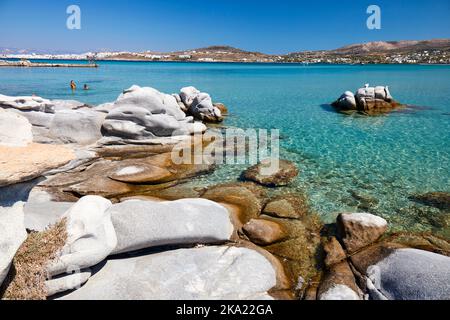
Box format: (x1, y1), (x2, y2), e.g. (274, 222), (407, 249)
(70, 80), (77, 91)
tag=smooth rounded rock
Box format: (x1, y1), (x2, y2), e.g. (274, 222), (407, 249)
(366, 248), (450, 300)
(109, 198), (234, 254)
(337, 212), (388, 253)
(0, 109), (33, 147)
(59, 246), (277, 300)
(0, 202), (28, 286)
(243, 219), (287, 246)
(46, 196), (116, 277)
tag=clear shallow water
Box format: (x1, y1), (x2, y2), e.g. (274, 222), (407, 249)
(1, 61), (449, 235)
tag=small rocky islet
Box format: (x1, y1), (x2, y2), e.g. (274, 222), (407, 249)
(0, 85), (449, 300)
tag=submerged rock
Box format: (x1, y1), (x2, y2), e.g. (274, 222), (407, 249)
(202, 182), (266, 226)
(410, 192), (450, 211)
(0, 203), (28, 286)
(242, 159), (299, 187)
(263, 194), (309, 219)
(59, 246), (277, 300)
(337, 212), (388, 253)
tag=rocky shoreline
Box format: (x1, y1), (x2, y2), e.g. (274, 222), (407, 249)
(0, 86), (449, 300)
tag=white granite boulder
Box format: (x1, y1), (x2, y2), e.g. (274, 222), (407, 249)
(0, 109), (33, 147)
(46, 196), (117, 277)
(102, 106), (190, 139)
(319, 284), (361, 300)
(48, 110), (106, 144)
(115, 85), (186, 120)
(0, 94), (54, 113)
(109, 198), (234, 254)
(0, 202), (28, 286)
(366, 248), (450, 300)
(60, 246), (277, 300)
(180, 86), (223, 122)
(179, 86), (200, 108)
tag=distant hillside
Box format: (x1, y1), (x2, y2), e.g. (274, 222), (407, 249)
(333, 39), (450, 55)
(2, 39), (450, 64)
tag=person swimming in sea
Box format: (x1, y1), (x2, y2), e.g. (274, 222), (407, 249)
(70, 80), (77, 91)
(83, 84), (89, 90)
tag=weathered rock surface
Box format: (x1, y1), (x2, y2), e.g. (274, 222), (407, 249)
(59, 246), (277, 300)
(242, 219), (287, 246)
(0, 94), (53, 112)
(318, 262), (362, 300)
(180, 86), (223, 123)
(24, 201), (74, 232)
(46, 196), (117, 277)
(0, 143), (75, 187)
(337, 212), (388, 253)
(109, 198), (233, 254)
(0, 202), (28, 286)
(323, 236), (347, 267)
(202, 182), (266, 226)
(263, 194), (308, 219)
(108, 163), (172, 184)
(48, 110), (105, 144)
(116, 85), (186, 120)
(365, 248), (450, 300)
(46, 270), (92, 297)
(242, 159), (298, 187)
(0, 109), (33, 147)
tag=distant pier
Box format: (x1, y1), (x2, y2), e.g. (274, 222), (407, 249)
(0, 60), (98, 68)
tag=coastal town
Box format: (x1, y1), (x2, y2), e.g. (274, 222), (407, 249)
(1, 39), (450, 65)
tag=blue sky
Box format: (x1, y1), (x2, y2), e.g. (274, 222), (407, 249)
(0, 0), (449, 54)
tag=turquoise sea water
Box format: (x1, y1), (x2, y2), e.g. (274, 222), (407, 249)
(1, 61), (449, 235)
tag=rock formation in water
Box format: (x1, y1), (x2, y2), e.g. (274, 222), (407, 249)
(332, 85), (401, 114)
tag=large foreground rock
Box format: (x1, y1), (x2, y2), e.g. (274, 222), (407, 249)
(242, 159), (299, 187)
(60, 246), (277, 300)
(0, 109), (33, 147)
(46, 196), (117, 277)
(109, 199), (234, 254)
(0, 143), (75, 187)
(337, 212), (387, 253)
(366, 248), (450, 300)
(0, 203), (28, 286)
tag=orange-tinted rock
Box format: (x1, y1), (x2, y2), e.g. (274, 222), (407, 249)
(242, 159), (298, 187)
(337, 212), (388, 253)
(263, 194), (308, 219)
(323, 236), (347, 267)
(242, 219), (287, 245)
